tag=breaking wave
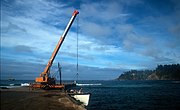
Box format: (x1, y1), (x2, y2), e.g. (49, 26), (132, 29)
(0, 83), (30, 89)
(76, 83), (102, 86)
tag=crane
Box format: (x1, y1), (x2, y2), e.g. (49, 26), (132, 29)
(31, 10), (79, 89)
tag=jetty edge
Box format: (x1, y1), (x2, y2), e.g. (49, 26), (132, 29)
(0, 87), (86, 110)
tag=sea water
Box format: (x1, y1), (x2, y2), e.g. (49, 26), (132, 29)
(1, 80), (180, 110)
(0, 80), (33, 88)
(76, 80), (180, 110)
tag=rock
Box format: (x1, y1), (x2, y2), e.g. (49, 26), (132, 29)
(147, 73), (159, 80)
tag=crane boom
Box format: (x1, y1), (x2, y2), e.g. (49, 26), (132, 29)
(35, 10), (79, 84)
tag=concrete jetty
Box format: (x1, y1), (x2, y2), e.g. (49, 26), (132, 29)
(0, 87), (86, 110)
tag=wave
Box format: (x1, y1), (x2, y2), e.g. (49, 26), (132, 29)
(172, 81), (180, 84)
(21, 83), (30, 86)
(10, 83), (15, 86)
(0, 85), (21, 89)
(0, 83), (30, 89)
(76, 83), (102, 86)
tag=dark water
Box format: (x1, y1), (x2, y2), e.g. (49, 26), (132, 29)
(0, 80), (33, 87)
(76, 80), (180, 110)
(1, 80), (180, 110)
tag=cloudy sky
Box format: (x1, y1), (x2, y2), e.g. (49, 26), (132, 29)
(1, 0), (180, 80)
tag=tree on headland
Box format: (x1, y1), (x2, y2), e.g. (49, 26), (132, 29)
(156, 64), (180, 80)
(118, 70), (154, 80)
(117, 64), (180, 80)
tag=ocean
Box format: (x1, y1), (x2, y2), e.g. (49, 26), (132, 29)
(77, 80), (180, 110)
(1, 80), (180, 110)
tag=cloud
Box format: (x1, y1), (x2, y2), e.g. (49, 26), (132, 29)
(1, 0), (180, 80)
(14, 45), (34, 53)
(80, 21), (111, 37)
(79, 1), (130, 39)
(0, 59), (44, 80)
(60, 51), (94, 61)
(80, 2), (125, 21)
(169, 24), (180, 39)
(10, 0), (69, 22)
(1, 22), (27, 33)
(116, 24), (134, 34)
(0, 58), (122, 80)
(116, 23), (154, 53)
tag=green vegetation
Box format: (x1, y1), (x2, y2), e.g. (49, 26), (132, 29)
(117, 64), (180, 80)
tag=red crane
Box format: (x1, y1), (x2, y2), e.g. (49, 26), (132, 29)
(31, 10), (79, 89)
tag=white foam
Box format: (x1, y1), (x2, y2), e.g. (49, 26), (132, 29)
(0, 86), (21, 88)
(76, 83), (102, 86)
(21, 83), (30, 87)
(10, 84), (15, 86)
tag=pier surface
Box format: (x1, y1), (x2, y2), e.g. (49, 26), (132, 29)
(0, 87), (85, 110)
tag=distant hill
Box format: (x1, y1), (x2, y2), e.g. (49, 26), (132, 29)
(117, 64), (180, 80)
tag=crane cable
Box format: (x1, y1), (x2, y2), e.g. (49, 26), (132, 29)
(76, 14), (79, 82)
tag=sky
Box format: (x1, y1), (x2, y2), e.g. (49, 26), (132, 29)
(1, 0), (180, 80)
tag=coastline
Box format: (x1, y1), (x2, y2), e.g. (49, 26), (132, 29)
(0, 87), (86, 110)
